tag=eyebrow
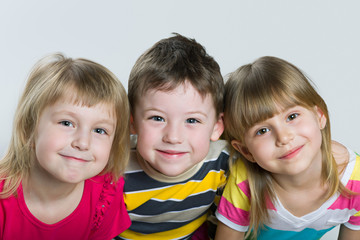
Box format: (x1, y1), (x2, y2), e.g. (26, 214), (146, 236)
(185, 110), (208, 118)
(144, 107), (209, 117)
(53, 110), (116, 125)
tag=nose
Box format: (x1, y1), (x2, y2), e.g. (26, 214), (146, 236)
(162, 122), (183, 144)
(71, 129), (91, 151)
(275, 126), (294, 146)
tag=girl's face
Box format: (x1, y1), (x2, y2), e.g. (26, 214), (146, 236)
(33, 95), (116, 184)
(232, 105), (326, 178)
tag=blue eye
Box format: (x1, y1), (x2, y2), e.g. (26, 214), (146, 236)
(60, 120), (73, 127)
(186, 118), (199, 124)
(94, 128), (107, 135)
(287, 113), (299, 121)
(256, 128), (269, 135)
(150, 116), (165, 122)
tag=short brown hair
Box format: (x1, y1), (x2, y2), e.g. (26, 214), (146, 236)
(128, 33), (224, 116)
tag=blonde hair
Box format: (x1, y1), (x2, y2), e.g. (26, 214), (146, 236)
(0, 53), (130, 198)
(224, 56), (346, 237)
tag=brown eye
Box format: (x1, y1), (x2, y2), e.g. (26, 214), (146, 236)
(287, 113), (299, 122)
(256, 128), (269, 135)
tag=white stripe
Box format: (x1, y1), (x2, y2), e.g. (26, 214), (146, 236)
(129, 204), (212, 223)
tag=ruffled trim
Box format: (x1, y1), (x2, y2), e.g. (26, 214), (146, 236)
(92, 174), (118, 230)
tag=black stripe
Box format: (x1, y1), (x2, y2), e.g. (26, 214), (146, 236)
(124, 152), (229, 192)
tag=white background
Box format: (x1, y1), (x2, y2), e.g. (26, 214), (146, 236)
(1, 1), (359, 238)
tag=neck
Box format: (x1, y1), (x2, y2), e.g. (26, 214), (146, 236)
(272, 152), (324, 193)
(23, 162), (83, 203)
(272, 168), (323, 193)
(22, 162), (85, 224)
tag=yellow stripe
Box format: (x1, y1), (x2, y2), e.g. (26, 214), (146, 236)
(119, 214), (207, 240)
(222, 159), (250, 211)
(125, 171), (226, 210)
(353, 211), (360, 217)
(351, 155), (360, 181)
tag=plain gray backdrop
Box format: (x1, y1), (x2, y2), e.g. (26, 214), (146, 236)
(1, 1), (359, 238)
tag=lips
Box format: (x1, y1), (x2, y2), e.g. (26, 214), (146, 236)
(280, 145), (304, 160)
(59, 154), (90, 162)
(156, 149), (187, 157)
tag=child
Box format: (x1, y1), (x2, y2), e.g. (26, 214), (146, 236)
(215, 56), (360, 240)
(116, 34), (229, 240)
(0, 53), (131, 239)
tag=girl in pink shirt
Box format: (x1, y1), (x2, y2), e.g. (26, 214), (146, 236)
(0, 53), (131, 239)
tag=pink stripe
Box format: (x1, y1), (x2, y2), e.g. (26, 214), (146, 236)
(218, 196), (249, 226)
(237, 180), (276, 211)
(237, 180), (250, 198)
(349, 216), (360, 226)
(329, 180), (360, 211)
(266, 198), (276, 210)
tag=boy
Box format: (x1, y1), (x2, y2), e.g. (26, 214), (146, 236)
(117, 34), (229, 240)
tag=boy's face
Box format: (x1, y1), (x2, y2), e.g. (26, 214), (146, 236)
(132, 82), (224, 177)
(33, 94), (116, 184)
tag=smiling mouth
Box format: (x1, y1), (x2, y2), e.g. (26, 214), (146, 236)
(280, 146), (304, 159)
(157, 150), (187, 157)
(60, 154), (89, 162)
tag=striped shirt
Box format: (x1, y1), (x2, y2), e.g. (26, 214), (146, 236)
(117, 140), (229, 240)
(216, 148), (360, 240)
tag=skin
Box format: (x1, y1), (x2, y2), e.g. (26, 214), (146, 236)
(216, 105), (360, 239)
(131, 81), (224, 177)
(23, 95), (116, 224)
(234, 106), (326, 185)
(215, 222), (244, 240)
(338, 224), (360, 240)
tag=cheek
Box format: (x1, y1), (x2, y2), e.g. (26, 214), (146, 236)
(189, 133), (211, 158)
(94, 138), (113, 158)
(133, 126), (154, 159)
(35, 131), (57, 152)
(246, 138), (272, 159)
(300, 120), (322, 139)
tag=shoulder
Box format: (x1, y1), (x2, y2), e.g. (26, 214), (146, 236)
(87, 174), (124, 197)
(332, 140), (350, 167)
(228, 158), (248, 186)
(206, 140), (230, 168)
(208, 140), (230, 158)
(0, 180), (4, 192)
(89, 174), (127, 229)
(125, 149), (143, 173)
(333, 142), (360, 186)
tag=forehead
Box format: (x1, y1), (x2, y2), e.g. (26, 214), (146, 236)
(48, 92), (116, 118)
(146, 82), (211, 103)
(136, 82), (216, 115)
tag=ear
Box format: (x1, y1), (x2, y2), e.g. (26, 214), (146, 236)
(210, 113), (225, 141)
(231, 140), (256, 163)
(130, 114), (137, 134)
(315, 106), (327, 130)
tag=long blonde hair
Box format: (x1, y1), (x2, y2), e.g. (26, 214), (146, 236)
(224, 56), (345, 237)
(0, 53), (130, 198)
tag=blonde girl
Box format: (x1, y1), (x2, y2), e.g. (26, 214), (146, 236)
(215, 56), (360, 240)
(0, 53), (131, 239)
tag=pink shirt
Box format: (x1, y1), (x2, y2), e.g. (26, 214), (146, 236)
(0, 174), (131, 240)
